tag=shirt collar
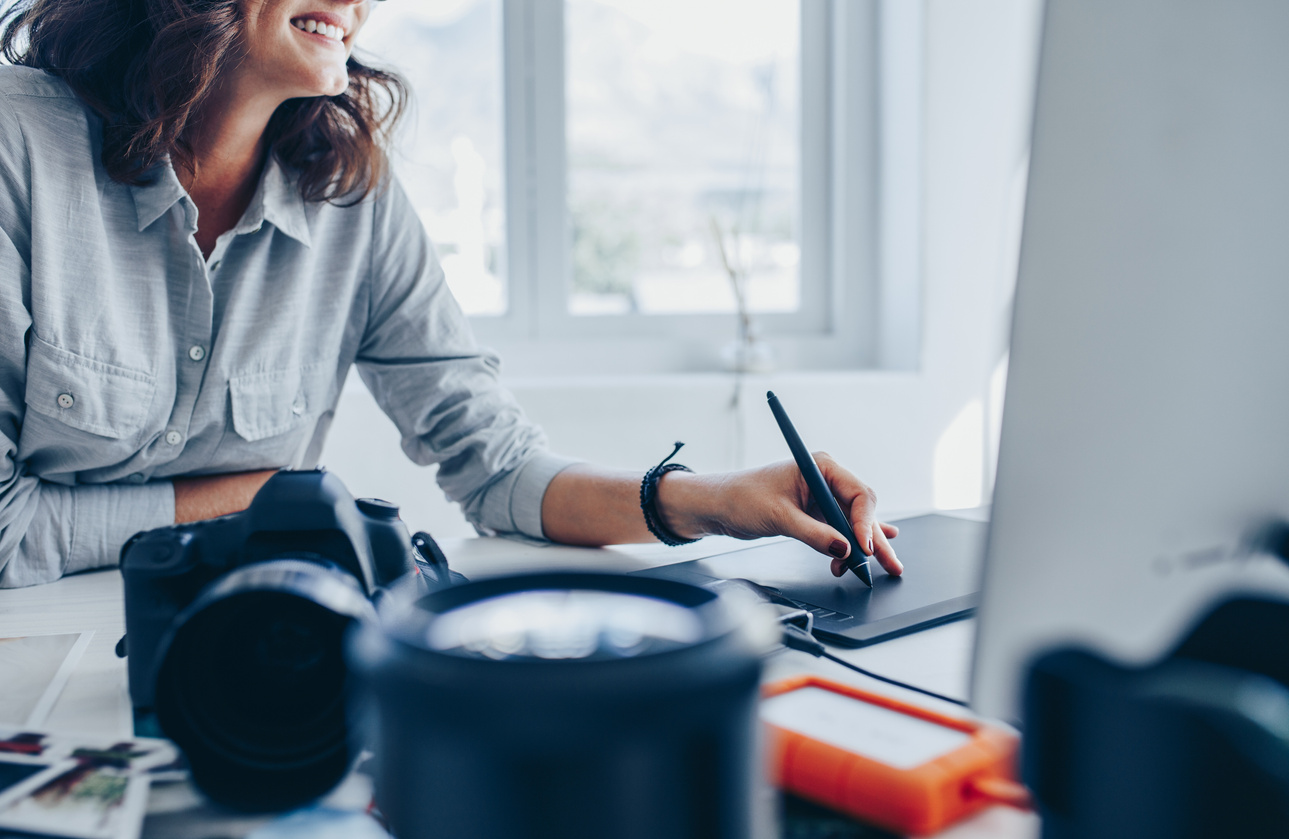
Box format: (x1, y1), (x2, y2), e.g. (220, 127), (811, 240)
(129, 153), (313, 248)
(129, 159), (187, 233)
(255, 155), (313, 248)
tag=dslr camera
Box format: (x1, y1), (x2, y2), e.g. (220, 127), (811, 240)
(120, 469), (444, 811)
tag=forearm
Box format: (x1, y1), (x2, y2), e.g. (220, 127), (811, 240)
(172, 469), (278, 524)
(540, 457), (903, 577)
(540, 463), (719, 546)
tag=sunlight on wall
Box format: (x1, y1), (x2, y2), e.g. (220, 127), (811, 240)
(933, 399), (984, 509)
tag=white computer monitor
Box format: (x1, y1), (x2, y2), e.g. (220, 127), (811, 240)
(971, 0), (1289, 723)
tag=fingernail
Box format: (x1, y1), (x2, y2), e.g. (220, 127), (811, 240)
(866, 538), (874, 556)
(828, 539), (848, 558)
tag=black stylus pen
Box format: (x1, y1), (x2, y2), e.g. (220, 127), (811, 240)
(766, 391), (873, 587)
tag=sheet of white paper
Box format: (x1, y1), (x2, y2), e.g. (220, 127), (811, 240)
(0, 633), (92, 727)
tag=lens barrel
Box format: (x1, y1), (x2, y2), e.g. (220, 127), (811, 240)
(154, 558), (376, 811)
(348, 572), (770, 839)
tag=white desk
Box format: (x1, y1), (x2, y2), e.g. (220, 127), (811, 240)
(0, 534), (1038, 839)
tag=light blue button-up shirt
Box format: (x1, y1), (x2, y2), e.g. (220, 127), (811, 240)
(0, 66), (574, 587)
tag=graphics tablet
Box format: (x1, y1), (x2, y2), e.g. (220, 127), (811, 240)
(634, 514), (987, 647)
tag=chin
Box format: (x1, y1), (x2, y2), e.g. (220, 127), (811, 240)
(300, 70), (349, 99)
(321, 68), (351, 97)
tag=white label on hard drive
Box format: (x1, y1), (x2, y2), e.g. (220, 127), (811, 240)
(761, 686), (972, 770)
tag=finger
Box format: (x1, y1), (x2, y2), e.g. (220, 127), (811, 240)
(779, 506), (853, 566)
(871, 521), (903, 576)
(881, 522), (899, 539)
(812, 452), (878, 556)
(830, 557), (847, 577)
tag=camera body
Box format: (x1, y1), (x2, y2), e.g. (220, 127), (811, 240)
(120, 469), (418, 810)
(122, 469), (413, 710)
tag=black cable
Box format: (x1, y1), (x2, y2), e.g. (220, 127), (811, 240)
(819, 651), (969, 708)
(781, 624), (969, 708)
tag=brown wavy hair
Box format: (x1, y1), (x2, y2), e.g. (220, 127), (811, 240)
(0, 0), (407, 204)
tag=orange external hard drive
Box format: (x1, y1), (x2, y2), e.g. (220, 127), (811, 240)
(762, 675), (1030, 836)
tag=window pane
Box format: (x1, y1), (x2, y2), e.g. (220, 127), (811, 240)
(359, 0), (508, 316)
(565, 0), (801, 316)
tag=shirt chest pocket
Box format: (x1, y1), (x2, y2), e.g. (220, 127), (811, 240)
(25, 336), (156, 443)
(228, 365), (332, 443)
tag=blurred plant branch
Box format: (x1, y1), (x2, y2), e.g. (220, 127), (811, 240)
(710, 215), (772, 374)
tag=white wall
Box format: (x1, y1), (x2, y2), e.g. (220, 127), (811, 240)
(320, 0), (1044, 539)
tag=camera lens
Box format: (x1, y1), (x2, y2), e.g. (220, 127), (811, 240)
(349, 572), (773, 839)
(154, 558), (375, 811)
(426, 588), (706, 660)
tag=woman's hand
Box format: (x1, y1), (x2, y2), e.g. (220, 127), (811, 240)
(172, 469), (279, 524)
(656, 454), (903, 577)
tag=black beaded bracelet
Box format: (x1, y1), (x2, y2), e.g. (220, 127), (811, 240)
(640, 441), (700, 546)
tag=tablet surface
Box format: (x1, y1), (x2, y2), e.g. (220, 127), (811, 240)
(635, 514), (986, 647)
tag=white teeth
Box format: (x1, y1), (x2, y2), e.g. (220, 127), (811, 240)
(291, 18), (344, 41)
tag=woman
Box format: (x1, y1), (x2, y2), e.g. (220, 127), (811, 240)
(0, 0), (901, 587)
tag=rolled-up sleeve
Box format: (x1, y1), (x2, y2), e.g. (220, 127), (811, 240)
(5, 482), (174, 588)
(354, 180), (576, 540)
(0, 226), (175, 588)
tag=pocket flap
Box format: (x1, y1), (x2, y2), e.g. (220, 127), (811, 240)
(229, 365), (328, 442)
(25, 336), (155, 440)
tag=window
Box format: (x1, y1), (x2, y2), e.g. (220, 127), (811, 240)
(359, 0), (923, 375)
(359, 1), (509, 316)
(564, 0), (801, 318)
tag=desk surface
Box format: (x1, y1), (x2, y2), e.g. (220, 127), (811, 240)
(0, 529), (1037, 839)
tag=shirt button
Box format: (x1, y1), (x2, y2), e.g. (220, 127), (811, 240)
(128, 473), (146, 484)
(291, 395), (306, 416)
(57, 393), (74, 409)
(188, 345), (206, 362)
(165, 431), (183, 446)
(210, 260), (221, 271)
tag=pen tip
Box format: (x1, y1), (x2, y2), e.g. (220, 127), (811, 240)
(766, 390), (775, 400)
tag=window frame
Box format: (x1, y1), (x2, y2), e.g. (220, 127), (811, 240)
(467, 0), (923, 376)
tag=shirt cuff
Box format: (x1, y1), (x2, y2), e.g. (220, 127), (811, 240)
(482, 452), (579, 541)
(65, 481), (176, 576)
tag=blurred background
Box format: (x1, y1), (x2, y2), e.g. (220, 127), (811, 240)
(323, 0), (1043, 537)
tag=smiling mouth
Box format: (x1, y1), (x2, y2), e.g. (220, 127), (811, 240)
(291, 18), (346, 44)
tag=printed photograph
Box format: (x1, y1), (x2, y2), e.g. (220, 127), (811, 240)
(0, 763), (148, 839)
(0, 731), (175, 839)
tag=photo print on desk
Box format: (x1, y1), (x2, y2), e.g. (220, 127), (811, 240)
(0, 762), (149, 839)
(0, 728), (176, 839)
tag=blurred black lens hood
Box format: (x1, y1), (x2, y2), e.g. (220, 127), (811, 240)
(348, 571), (769, 839)
(359, 572), (762, 693)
